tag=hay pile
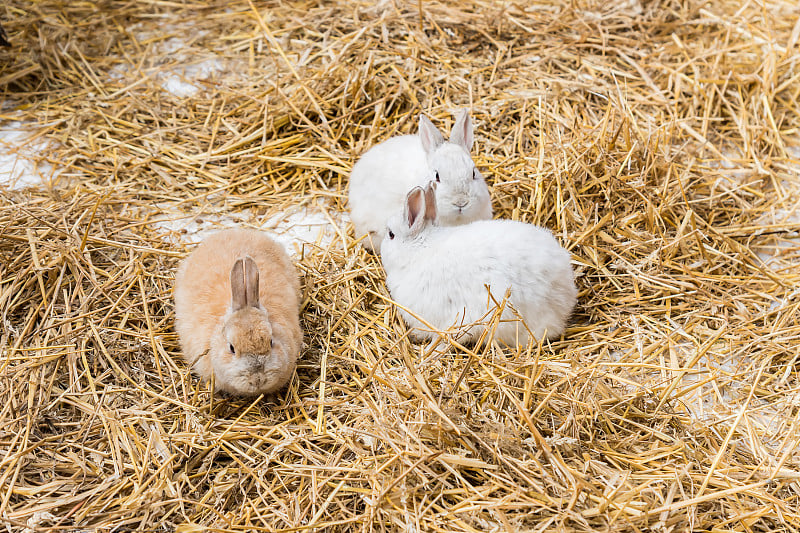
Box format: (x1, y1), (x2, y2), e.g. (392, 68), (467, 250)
(1, 0), (799, 530)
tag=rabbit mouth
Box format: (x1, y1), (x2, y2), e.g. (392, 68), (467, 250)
(239, 370), (281, 393)
(248, 362), (281, 378)
(449, 205), (472, 218)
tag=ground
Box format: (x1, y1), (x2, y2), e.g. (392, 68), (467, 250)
(0, 1), (799, 531)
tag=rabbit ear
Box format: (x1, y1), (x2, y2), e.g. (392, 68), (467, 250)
(243, 256), (260, 308)
(404, 187), (426, 233)
(419, 114), (444, 154)
(231, 257), (261, 310)
(423, 182), (437, 222)
(230, 258), (247, 311)
(450, 109), (473, 151)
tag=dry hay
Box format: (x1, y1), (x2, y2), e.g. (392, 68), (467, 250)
(1, 0), (799, 531)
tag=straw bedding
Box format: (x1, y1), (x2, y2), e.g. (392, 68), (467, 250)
(1, 0), (799, 531)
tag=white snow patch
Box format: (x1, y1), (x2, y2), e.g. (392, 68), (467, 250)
(582, 0), (642, 21)
(152, 202), (348, 257)
(604, 318), (796, 451)
(752, 144), (800, 268)
(781, 143), (800, 191)
(706, 148), (755, 183)
(112, 54), (232, 98)
(153, 36), (191, 55)
(0, 120), (61, 190)
(152, 207), (251, 245)
(673, 350), (747, 421)
(159, 57), (228, 98)
(754, 206), (800, 267)
(109, 28), (244, 98)
(259, 205), (347, 256)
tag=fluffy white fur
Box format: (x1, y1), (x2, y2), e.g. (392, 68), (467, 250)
(380, 187), (577, 345)
(348, 110), (492, 252)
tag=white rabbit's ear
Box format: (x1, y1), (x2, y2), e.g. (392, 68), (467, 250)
(419, 114), (444, 154)
(243, 256), (260, 307)
(404, 186), (426, 233)
(450, 109), (473, 151)
(230, 258), (247, 311)
(423, 182), (437, 222)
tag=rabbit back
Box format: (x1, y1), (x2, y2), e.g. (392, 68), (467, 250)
(383, 219), (576, 344)
(349, 135), (429, 251)
(174, 228), (302, 380)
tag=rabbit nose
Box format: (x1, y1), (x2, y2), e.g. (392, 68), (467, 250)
(250, 357), (267, 371)
(453, 199), (469, 209)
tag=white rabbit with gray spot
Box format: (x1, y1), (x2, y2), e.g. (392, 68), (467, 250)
(348, 109), (492, 252)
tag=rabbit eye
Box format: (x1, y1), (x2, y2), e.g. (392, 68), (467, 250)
(388, 230), (395, 240)
(270, 339), (274, 348)
(472, 168), (478, 180)
(435, 171), (440, 183)
(228, 343), (235, 354)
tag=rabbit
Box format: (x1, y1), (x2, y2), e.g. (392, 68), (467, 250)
(380, 184), (577, 345)
(173, 228), (302, 395)
(348, 109), (492, 253)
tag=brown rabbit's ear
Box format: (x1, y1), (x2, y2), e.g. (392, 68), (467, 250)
(423, 182), (437, 222)
(243, 256), (260, 307)
(419, 114), (444, 154)
(404, 186), (426, 234)
(230, 258), (247, 311)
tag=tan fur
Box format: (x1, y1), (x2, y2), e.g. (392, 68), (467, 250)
(173, 228), (302, 394)
(224, 311), (273, 355)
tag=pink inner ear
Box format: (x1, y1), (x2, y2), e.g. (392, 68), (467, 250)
(244, 256), (260, 307)
(405, 187), (425, 229)
(424, 184), (437, 222)
(230, 259), (247, 311)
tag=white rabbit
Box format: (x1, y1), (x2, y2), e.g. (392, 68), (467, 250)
(348, 109), (492, 252)
(173, 228), (302, 395)
(380, 184), (577, 345)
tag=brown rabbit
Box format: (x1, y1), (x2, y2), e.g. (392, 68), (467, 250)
(174, 228), (302, 395)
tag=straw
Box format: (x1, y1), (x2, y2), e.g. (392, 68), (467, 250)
(1, 0), (799, 531)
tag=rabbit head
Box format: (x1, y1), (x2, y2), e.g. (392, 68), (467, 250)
(382, 183), (437, 254)
(419, 109), (491, 225)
